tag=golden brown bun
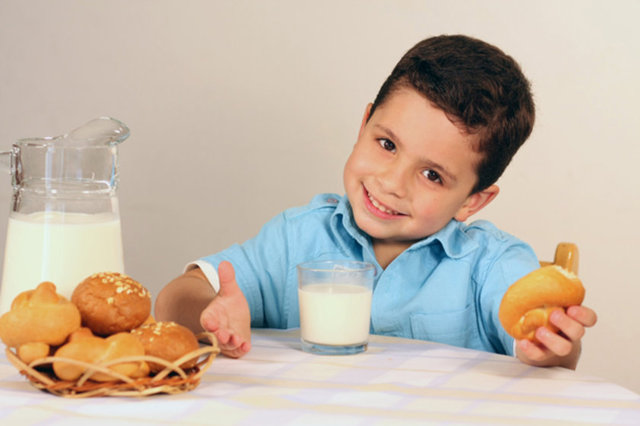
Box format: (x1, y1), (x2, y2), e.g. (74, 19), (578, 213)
(0, 281), (81, 348)
(499, 265), (585, 341)
(131, 321), (199, 373)
(53, 328), (149, 382)
(72, 272), (151, 336)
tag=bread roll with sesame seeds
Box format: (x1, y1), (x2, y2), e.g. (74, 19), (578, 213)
(72, 272), (151, 336)
(131, 321), (199, 373)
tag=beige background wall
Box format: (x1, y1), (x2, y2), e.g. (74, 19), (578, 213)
(1, 1), (638, 392)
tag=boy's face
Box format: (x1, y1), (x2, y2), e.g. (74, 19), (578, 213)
(343, 87), (498, 250)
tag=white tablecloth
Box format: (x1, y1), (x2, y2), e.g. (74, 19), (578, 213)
(1, 329), (639, 424)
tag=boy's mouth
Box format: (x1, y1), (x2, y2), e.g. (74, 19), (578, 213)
(363, 186), (404, 217)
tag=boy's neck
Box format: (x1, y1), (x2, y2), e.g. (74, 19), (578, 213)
(373, 239), (412, 269)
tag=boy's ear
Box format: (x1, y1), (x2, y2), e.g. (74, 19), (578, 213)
(358, 103), (373, 139)
(454, 185), (500, 222)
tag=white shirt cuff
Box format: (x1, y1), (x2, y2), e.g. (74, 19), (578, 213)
(185, 260), (220, 294)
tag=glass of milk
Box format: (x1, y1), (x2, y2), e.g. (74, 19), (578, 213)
(0, 118), (129, 313)
(297, 260), (375, 355)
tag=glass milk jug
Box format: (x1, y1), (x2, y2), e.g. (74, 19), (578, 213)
(0, 117), (129, 312)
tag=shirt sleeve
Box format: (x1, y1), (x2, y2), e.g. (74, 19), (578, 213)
(184, 260), (220, 294)
(196, 212), (291, 328)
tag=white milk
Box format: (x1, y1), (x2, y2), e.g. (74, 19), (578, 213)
(298, 283), (372, 346)
(0, 211), (124, 313)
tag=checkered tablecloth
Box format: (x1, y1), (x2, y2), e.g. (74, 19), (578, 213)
(1, 329), (639, 425)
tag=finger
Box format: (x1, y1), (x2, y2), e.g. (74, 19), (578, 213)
(222, 334), (245, 352)
(218, 341), (241, 357)
(220, 338), (251, 359)
(550, 310), (585, 342)
(214, 328), (231, 345)
(535, 326), (573, 357)
(517, 339), (550, 362)
(200, 302), (220, 332)
(566, 305), (598, 327)
(229, 334), (252, 352)
(222, 347), (245, 359)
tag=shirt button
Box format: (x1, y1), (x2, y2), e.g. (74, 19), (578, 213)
(327, 197), (338, 204)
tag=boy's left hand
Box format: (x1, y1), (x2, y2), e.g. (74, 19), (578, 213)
(515, 305), (597, 369)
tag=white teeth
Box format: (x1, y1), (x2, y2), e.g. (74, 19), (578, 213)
(367, 192), (399, 215)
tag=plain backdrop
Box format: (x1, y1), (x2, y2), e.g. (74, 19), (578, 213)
(1, 0), (638, 393)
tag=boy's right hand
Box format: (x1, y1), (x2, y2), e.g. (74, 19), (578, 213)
(200, 261), (252, 358)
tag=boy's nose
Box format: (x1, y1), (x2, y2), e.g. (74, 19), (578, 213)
(377, 162), (409, 198)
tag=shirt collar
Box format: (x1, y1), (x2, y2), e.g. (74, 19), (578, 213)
(331, 195), (371, 251)
(408, 219), (478, 259)
(331, 194), (478, 260)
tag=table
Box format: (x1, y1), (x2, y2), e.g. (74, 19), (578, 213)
(1, 329), (639, 425)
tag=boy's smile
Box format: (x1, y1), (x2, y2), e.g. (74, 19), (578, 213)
(343, 88), (498, 265)
(364, 185), (404, 218)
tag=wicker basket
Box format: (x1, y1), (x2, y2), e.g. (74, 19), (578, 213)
(5, 332), (220, 398)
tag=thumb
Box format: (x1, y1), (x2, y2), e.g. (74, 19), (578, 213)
(217, 260), (239, 296)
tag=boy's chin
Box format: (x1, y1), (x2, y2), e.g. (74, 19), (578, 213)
(355, 217), (410, 242)
(354, 214), (442, 244)
(352, 215), (384, 238)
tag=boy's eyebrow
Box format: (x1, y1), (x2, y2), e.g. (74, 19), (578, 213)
(373, 124), (458, 183)
(422, 158), (457, 184)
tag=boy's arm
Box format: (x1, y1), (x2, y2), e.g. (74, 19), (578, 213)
(155, 267), (215, 334)
(515, 305), (597, 369)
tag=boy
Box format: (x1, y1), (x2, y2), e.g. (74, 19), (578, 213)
(155, 35), (596, 368)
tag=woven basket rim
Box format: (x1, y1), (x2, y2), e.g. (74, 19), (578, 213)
(6, 331), (220, 398)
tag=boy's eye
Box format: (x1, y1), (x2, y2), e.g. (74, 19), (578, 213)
(422, 169), (442, 183)
(378, 138), (396, 152)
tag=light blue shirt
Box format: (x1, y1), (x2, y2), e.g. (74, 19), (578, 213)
(200, 193), (539, 355)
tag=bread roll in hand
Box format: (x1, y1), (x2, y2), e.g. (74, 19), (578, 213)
(499, 265), (585, 341)
(53, 328), (149, 382)
(0, 281), (81, 363)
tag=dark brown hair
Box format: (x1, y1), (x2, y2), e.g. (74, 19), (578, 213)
(369, 35), (535, 193)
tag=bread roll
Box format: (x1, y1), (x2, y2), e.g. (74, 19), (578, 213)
(72, 272), (151, 336)
(499, 265), (585, 341)
(0, 281), (81, 348)
(18, 342), (51, 365)
(131, 321), (199, 373)
(53, 328), (149, 382)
